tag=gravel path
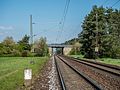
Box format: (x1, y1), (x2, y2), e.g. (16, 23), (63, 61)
(30, 57), (60, 90)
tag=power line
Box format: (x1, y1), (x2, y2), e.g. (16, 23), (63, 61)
(56, 0), (70, 43)
(61, 0), (70, 31)
(56, 0), (70, 42)
(101, 0), (109, 6)
(62, 0), (106, 44)
(60, 0), (69, 25)
(111, 0), (120, 8)
(100, 0), (120, 8)
(34, 24), (58, 36)
(64, 23), (81, 43)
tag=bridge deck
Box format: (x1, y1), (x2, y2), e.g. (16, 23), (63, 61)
(48, 44), (73, 48)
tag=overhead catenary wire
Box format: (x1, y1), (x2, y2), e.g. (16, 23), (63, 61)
(56, 0), (70, 42)
(59, 0), (109, 44)
(34, 24), (59, 36)
(101, 0), (109, 6)
(56, 0), (70, 43)
(100, 0), (120, 8)
(56, 0), (119, 44)
(60, 0), (70, 26)
(64, 23), (81, 43)
(111, 0), (120, 8)
(60, 0), (70, 31)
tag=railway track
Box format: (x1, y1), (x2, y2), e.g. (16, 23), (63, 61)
(54, 55), (103, 90)
(57, 55), (120, 90)
(61, 55), (120, 76)
(54, 55), (66, 90)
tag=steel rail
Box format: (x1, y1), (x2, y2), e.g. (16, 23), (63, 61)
(74, 57), (120, 70)
(54, 55), (66, 90)
(62, 56), (120, 76)
(57, 55), (103, 90)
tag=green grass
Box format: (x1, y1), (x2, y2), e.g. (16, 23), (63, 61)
(99, 58), (120, 66)
(0, 57), (48, 90)
(69, 55), (84, 59)
(69, 55), (120, 66)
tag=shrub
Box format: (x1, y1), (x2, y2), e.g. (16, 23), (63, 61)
(12, 49), (21, 57)
(21, 50), (28, 57)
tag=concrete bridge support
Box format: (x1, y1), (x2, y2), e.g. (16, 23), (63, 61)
(48, 47), (72, 56)
(63, 47), (72, 55)
(48, 47), (53, 56)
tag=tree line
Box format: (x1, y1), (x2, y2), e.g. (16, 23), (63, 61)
(0, 35), (48, 57)
(65, 5), (120, 59)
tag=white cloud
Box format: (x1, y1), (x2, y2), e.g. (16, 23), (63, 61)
(0, 26), (14, 30)
(0, 32), (5, 35)
(0, 32), (8, 35)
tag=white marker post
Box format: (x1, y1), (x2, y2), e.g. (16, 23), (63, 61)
(95, 47), (99, 52)
(24, 69), (32, 87)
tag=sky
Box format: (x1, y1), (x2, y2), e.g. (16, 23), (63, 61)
(0, 0), (120, 44)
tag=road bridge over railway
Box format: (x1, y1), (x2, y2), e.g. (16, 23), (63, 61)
(48, 44), (73, 56)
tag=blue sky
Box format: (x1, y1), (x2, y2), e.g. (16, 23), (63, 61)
(0, 0), (120, 44)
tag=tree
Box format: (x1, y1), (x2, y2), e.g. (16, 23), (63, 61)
(79, 6), (120, 59)
(79, 6), (106, 59)
(18, 35), (31, 51)
(64, 38), (81, 55)
(33, 37), (48, 56)
(69, 42), (81, 55)
(2, 36), (16, 54)
(17, 35), (31, 57)
(0, 36), (21, 56)
(102, 8), (120, 58)
(0, 43), (6, 55)
(64, 38), (79, 45)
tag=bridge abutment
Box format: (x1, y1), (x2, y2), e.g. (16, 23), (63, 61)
(48, 45), (72, 56)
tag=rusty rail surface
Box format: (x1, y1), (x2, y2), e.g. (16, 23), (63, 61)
(61, 55), (120, 76)
(56, 55), (103, 90)
(54, 55), (66, 90)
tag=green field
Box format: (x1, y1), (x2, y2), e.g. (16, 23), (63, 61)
(70, 55), (120, 66)
(0, 57), (48, 90)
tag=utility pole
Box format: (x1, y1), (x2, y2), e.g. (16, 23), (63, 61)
(96, 13), (98, 47)
(75, 38), (77, 55)
(95, 13), (99, 58)
(30, 15), (33, 45)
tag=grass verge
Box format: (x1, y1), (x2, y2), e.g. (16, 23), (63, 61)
(0, 57), (48, 90)
(69, 55), (120, 66)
